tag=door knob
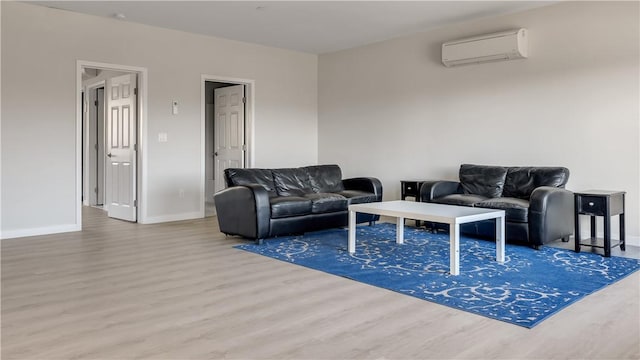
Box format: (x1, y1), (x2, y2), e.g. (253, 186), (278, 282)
(214, 152), (218, 156)
(107, 153), (113, 158)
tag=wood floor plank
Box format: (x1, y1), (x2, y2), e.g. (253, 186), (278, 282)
(2, 206), (639, 359)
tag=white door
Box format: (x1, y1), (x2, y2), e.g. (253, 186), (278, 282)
(106, 73), (137, 221)
(96, 87), (105, 205)
(205, 92), (215, 203)
(87, 88), (99, 205)
(214, 85), (245, 192)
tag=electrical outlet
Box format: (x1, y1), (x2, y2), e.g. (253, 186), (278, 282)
(179, 189), (185, 198)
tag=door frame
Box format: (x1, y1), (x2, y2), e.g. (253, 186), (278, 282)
(76, 60), (149, 226)
(200, 74), (255, 216)
(83, 80), (105, 207)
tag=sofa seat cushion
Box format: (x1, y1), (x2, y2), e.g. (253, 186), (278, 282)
(269, 197), (312, 219)
(433, 194), (488, 207)
(338, 190), (377, 204)
(303, 193), (348, 213)
(475, 197), (530, 223)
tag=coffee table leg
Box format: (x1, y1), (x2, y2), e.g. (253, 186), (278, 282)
(348, 210), (356, 253)
(450, 223), (460, 275)
(496, 215), (505, 263)
(397, 217), (404, 244)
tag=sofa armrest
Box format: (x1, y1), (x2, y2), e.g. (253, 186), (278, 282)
(342, 177), (383, 201)
(419, 181), (462, 202)
(214, 184), (271, 239)
(529, 186), (574, 246)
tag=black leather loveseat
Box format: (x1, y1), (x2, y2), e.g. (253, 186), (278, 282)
(420, 164), (573, 248)
(214, 165), (382, 243)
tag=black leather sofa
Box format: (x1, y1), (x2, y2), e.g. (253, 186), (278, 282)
(214, 165), (383, 243)
(420, 164), (573, 248)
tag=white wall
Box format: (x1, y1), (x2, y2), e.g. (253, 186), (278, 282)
(1, 2), (318, 237)
(318, 2), (640, 243)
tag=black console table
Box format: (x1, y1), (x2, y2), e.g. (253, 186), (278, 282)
(574, 190), (625, 257)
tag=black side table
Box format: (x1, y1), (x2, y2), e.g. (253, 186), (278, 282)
(401, 180), (428, 202)
(401, 180), (428, 227)
(574, 190), (625, 257)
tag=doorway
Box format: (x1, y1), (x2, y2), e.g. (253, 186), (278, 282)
(77, 61), (147, 226)
(201, 75), (255, 217)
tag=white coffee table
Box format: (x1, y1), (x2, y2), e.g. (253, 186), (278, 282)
(348, 200), (505, 275)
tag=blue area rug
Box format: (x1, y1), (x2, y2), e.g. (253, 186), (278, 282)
(235, 223), (639, 328)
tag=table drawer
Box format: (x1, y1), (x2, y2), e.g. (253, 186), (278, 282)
(578, 196), (606, 215)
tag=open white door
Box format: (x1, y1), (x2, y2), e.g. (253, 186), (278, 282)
(106, 73), (137, 221)
(214, 85), (245, 192)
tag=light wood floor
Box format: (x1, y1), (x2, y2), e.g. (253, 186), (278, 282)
(2, 207), (639, 359)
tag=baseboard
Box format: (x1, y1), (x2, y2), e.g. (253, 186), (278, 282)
(140, 211), (203, 224)
(625, 236), (640, 247)
(0, 224), (81, 240)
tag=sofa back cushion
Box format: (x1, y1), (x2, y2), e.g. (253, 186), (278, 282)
(224, 168), (277, 197)
(503, 167), (570, 199)
(459, 164), (508, 198)
(273, 168), (313, 196)
(304, 165), (345, 193)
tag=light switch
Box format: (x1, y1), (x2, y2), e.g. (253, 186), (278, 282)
(172, 101), (178, 115)
(158, 132), (168, 142)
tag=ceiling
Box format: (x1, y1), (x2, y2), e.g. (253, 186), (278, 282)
(27, 1), (555, 54)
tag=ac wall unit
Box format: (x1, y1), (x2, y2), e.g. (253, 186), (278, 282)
(442, 28), (528, 67)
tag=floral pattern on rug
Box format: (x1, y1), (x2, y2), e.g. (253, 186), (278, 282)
(235, 223), (639, 328)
